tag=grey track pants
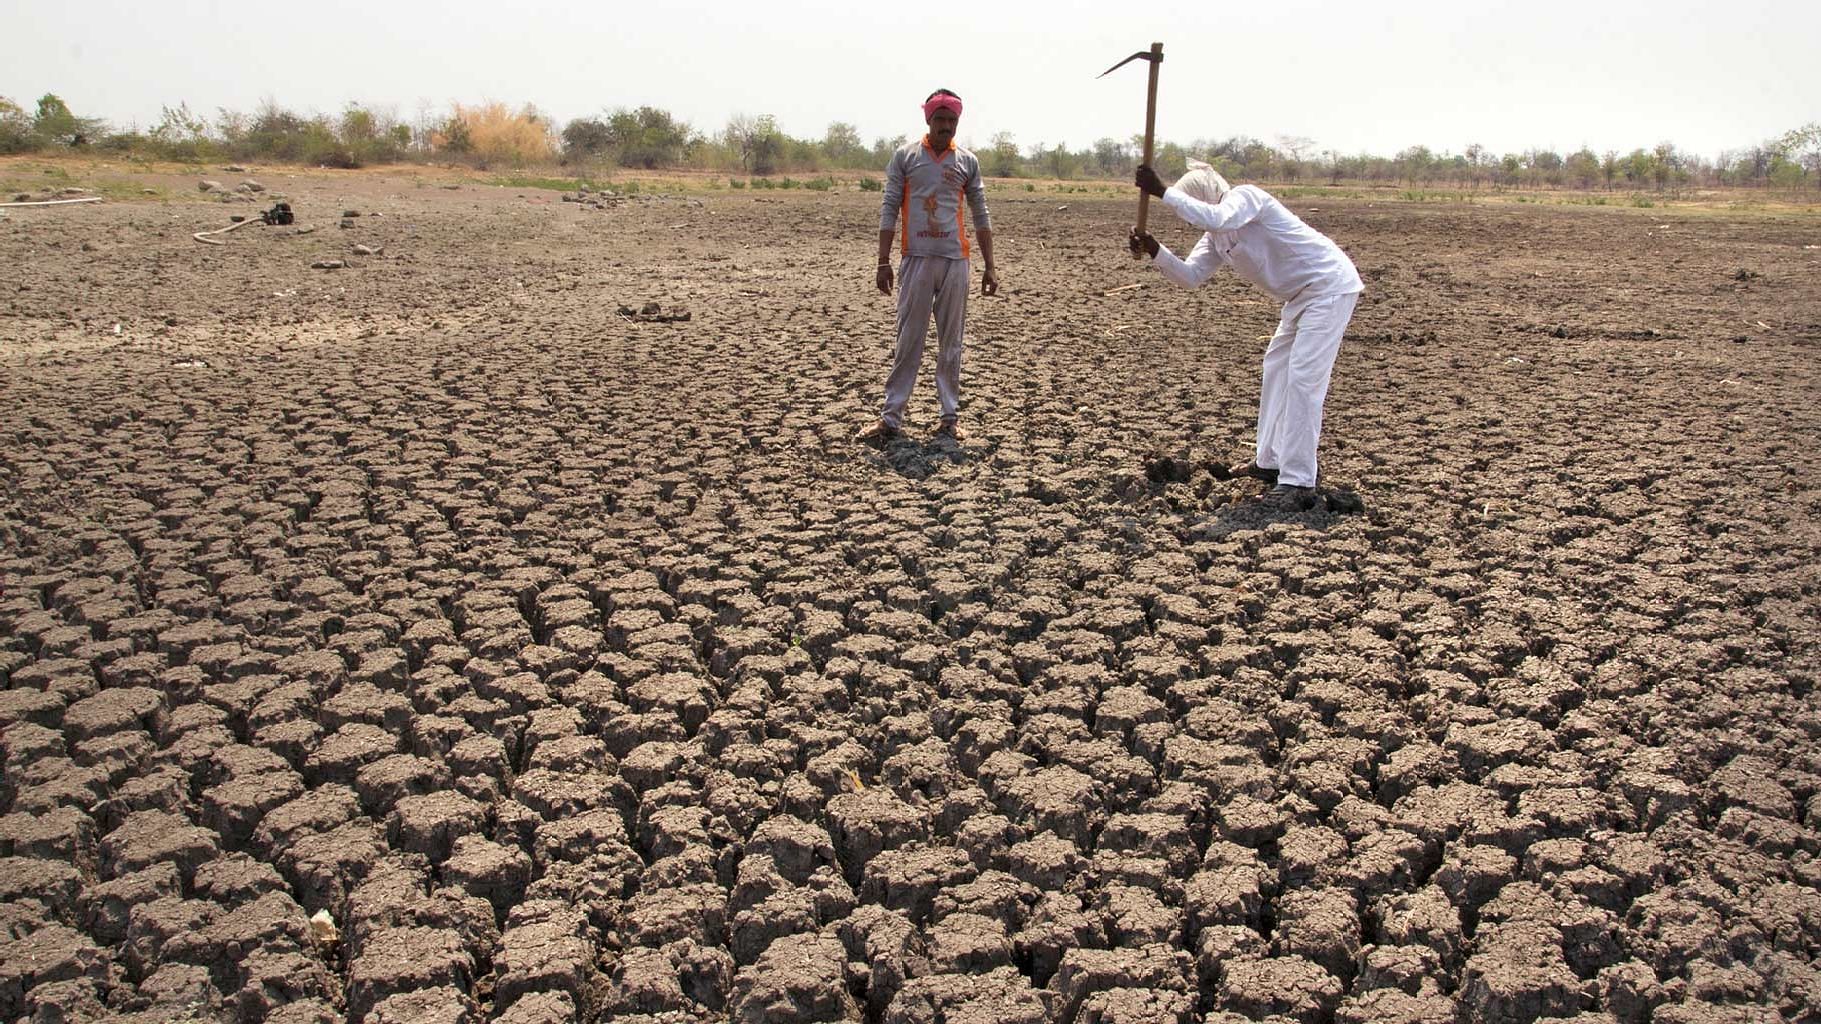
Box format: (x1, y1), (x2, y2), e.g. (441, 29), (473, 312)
(881, 255), (970, 429)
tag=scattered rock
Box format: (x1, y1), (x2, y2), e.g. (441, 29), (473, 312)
(566, 191), (633, 209)
(311, 259), (347, 270)
(617, 302), (692, 323)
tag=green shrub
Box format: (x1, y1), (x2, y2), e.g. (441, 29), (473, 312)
(858, 176), (882, 192)
(730, 178), (746, 189)
(805, 176), (833, 191)
(0, 97), (32, 154)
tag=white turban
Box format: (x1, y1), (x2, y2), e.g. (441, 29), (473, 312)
(1175, 159), (1231, 205)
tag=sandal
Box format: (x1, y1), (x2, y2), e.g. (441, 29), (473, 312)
(855, 421), (899, 445)
(1231, 462), (1279, 485)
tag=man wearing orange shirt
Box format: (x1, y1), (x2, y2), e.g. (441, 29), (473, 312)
(857, 89), (998, 444)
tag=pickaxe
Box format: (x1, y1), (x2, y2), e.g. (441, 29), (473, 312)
(1098, 42), (1163, 253)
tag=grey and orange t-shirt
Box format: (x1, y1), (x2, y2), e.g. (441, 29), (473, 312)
(880, 136), (991, 261)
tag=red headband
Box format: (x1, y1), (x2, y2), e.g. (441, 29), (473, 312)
(922, 94), (963, 121)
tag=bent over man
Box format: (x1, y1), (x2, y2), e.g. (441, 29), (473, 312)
(1131, 161), (1363, 500)
(856, 89), (998, 444)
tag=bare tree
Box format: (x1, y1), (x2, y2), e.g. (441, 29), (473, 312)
(725, 115), (783, 174)
(1652, 142), (1678, 190)
(1276, 134), (1315, 183)
(1464, 143), (1485, 188)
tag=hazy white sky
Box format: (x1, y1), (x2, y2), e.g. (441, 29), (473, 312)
(7, 0), (1817, 159)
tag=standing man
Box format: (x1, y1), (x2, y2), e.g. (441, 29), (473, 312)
(1129, 160), (1363, 502)
(856, 88), (998, 444)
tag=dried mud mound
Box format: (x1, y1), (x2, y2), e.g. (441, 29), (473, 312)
(2, 180), (1819, 1023)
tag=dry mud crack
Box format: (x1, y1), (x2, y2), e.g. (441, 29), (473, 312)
(2, 174), (1819, 1024)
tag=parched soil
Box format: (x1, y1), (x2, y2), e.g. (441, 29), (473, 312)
(2, 167), (1820, 1024)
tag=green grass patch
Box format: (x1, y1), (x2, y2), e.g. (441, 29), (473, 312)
(485, 173), (609, 192)
(0, 162), (168, 202)
(1399, 189), (1474, 203)
(1274, 185), (1375, 201)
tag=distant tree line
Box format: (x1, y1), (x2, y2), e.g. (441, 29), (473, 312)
(0, 94), (557, 168)
(4, 93), (1817, 193)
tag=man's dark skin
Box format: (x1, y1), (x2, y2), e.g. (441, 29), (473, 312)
(876, 106), (998, 298)
(1127, 164), (1168, 259)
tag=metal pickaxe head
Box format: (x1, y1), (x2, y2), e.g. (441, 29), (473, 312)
(1097, 47), (1163, 79)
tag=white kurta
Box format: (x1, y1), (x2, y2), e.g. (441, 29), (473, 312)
(1149, 184), (1364, 488)
(1151, 185), (1362, 313)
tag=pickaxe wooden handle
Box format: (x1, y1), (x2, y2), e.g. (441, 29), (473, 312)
(1099, 42), (1164, 250)
(1137, 42), (1163, 234)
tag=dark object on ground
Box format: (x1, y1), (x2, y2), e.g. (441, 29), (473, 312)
(618, 302), (691, 323)
(1144, 455), (1195, 484)
(262, 203), (294, 226)
(1323, 488), (1366, 514)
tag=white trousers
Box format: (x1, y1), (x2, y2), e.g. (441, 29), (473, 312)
(1256, 291), (1358, 488)
(882, 256), (969, 429)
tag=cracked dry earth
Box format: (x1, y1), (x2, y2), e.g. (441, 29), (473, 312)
(2, 171), (1820, 1024)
